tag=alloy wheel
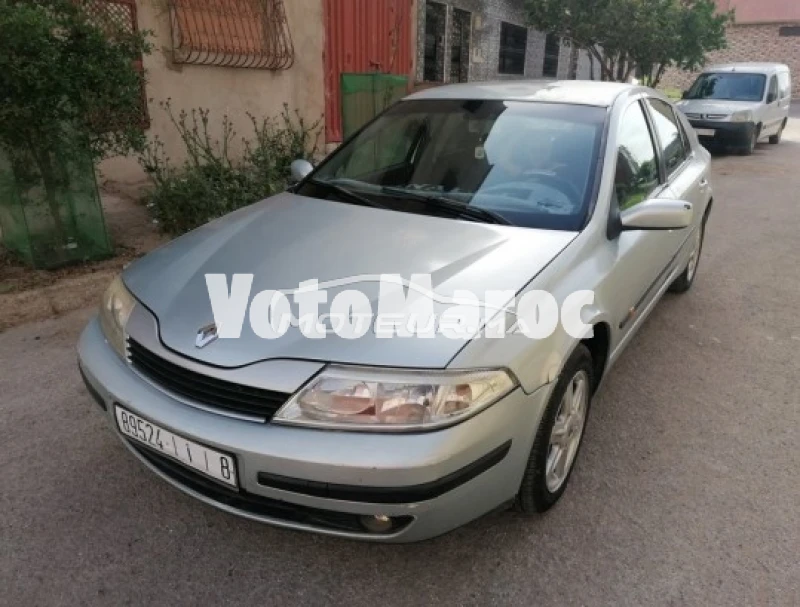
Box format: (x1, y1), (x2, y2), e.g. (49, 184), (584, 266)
(546, 370), (590, 493)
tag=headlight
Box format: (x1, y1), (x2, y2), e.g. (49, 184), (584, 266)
(99, 275), (136, 358)
(729, 110), (753, 123)
(274, 366), (517, 431)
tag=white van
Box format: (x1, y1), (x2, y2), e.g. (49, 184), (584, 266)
(676, 63), (792, 155)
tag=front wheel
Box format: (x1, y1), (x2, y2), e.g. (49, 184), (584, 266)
(516, 345), (594, 513)
(738, 127), (758, 156)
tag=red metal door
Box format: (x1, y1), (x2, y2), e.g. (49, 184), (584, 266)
(323, 0), (414, 142)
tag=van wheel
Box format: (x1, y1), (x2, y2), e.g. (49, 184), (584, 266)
(739, 127), (759, 155)
(516, 345), (593, 514)
(769, 120), (786, 144)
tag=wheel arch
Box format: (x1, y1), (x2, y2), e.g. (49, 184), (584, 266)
(580, 322), (611, 393)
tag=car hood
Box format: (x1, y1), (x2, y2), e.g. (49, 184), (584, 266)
(677, 99), (760, 116)
(124, 193), (577, 368)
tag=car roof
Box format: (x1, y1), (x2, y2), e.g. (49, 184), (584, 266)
(404, 80), (641, 107)
(703, 62), (789, 75)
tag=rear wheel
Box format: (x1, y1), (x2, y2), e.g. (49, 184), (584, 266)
(670, 218), (706, 293)
(769, 120), (786, 144)
(516, 345), (593, 513)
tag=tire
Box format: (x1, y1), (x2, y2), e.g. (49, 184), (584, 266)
(738, 126), (758, 156)
(669, 217), (706, 294)
(516, 345), (594, 514)
(769, 120), (786, 144)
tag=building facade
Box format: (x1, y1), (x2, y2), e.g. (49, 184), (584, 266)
(99, 0), (328, 184)
(415, 0), (594, 86)
(660, 0), (800, 97)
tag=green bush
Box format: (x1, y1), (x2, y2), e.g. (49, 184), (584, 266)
(140, 101), (321, 235)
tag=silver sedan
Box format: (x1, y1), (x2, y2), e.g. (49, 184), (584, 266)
(78, 80), (712, 542)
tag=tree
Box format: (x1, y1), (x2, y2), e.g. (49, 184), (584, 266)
(525, 0), (733, 87)
(0, 0), (150, 241)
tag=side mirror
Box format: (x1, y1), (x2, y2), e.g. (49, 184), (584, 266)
(290, 159), (314, 183)
(767, 92), (777, 104)
(681, 90), (689, 99)
(620, 198), (693, 231)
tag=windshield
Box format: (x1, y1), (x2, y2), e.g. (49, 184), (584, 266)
(299, 99), (607, 230)
(686, 72), (766, 102)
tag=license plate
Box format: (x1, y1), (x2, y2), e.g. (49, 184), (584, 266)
(115, 405), (238, 488)
(695, 128), (715, 137)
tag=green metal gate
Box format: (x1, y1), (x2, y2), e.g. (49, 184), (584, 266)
(340, 73), (409, 140)
(0, 146), (113, 269)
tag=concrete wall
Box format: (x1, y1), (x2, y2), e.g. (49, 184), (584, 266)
(415, 0), (586, 85)
(99, 0), (325, 186)
(660, 23), (800, 98)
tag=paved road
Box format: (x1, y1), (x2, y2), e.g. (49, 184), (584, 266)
(3, 123), (800, 606)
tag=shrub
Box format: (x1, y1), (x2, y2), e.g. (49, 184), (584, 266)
(140, 101), (321, 235)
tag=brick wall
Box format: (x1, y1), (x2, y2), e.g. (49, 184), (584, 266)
(660, 23), (800, 98)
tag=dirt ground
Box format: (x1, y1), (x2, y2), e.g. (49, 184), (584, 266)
(0, 183), (166, 331)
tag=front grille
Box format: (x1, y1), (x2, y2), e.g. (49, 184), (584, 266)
(129, 441), (413, 534)
(705, 113), (728, 120)
(685, 112), (702, 120)
(127, 338), (289, 420)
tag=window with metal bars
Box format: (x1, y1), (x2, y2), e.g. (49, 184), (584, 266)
(80, 0), (150, 129)
(168, 0), (295, 69)
(498, 22), (527, 76)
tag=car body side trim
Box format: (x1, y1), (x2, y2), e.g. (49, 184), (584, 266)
(257, 440), (513, 504)
(619, 231), (692, 331)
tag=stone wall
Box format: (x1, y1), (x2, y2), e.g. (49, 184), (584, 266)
(660, 23), (800, 97)
(415, 0), (586, 84)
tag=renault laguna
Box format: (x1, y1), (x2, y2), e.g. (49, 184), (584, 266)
(78, 81), (713, 542)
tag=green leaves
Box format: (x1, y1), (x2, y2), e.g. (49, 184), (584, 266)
(525, 0), (733, 86)
(139, 103), (322, 235)
(0, 0), (151, 161)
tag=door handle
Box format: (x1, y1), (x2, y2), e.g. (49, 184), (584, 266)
(699, 178), (709, 189)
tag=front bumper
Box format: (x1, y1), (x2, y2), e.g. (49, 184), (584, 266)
(77, 317), (551, 542)
(688, 119), (755, 147)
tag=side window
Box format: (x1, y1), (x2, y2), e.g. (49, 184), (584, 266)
(614, 102), (660, 210)
(645, 98), (688, 176)
(768, 75), (779, 100)
(778, 73), (791, 99)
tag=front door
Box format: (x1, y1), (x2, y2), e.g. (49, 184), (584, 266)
(604, 99), (680, 341)
(763, 75), (783, 137)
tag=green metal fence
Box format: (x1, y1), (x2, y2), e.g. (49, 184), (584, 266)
(0, 146), (113, 269)
(341, 73), (409, 140)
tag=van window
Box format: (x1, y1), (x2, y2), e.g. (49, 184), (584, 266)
(778, 72), (791, 99)
(768, 76), (779, 101)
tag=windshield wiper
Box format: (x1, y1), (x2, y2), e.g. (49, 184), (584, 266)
(380, 186), (510, 225)
(309, 178), (388, 210)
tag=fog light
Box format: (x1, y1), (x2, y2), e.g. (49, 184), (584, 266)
(359, 514), (394, 534)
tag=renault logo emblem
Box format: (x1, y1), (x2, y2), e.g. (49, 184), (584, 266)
(196, 323), (219, 349)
